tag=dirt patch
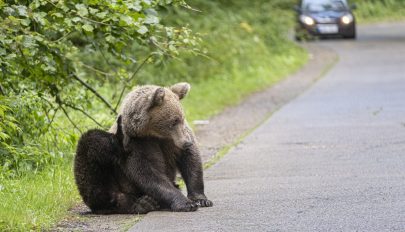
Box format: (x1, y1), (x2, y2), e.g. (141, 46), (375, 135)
(52, 43), (337, 231)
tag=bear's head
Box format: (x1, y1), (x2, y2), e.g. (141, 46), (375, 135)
(120, 82), (192, 149)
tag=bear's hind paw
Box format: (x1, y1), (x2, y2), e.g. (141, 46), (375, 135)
(132, 195), (160, 214)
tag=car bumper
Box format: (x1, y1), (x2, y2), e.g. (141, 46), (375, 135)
(297, 22), (355, 37)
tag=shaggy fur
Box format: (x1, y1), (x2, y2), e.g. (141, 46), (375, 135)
(74, 82), (212, 213)
(117, 82), (213, 211)
(74, 116), (159, 214)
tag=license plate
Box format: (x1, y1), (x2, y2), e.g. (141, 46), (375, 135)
(317, 24), (338, 34)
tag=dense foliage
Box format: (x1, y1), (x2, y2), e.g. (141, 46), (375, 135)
(352, 0), (405, 21)
(0, 0), (200, 178)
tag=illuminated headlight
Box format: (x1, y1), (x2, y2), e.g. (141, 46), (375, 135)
(341, 14), (354, 24)
(300, 15), (315, 26)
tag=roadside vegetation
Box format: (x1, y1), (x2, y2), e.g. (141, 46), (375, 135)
(0, 0), (305, 230)
(353, 0), (405, 22)
(2, 0), (404, 230)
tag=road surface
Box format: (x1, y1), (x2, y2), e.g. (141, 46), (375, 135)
(129, 22), (405, 232)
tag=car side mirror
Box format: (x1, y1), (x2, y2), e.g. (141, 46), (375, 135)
(350, 3), (357, 10)
(293, 5), (301, 12)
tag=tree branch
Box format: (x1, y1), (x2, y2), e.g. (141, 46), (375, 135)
(44, 107), (59, 132)
(80, 62), (113, 76)
(64, 102), (104, 128)
(59, 104), (82, 134)
(0, 84), (4, 95)
(70, 73), (117, 115)
(114, 53), (154, 111)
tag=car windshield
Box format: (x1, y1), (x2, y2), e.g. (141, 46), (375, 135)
(302, 0), (347, 12)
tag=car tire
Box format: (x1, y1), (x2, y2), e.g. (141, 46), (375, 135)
(344, 32), (356, 39)
(344, 25), (356, 39)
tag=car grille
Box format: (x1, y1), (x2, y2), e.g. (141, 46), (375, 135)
(316, 17), (337, 23)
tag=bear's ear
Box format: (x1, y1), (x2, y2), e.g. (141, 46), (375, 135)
(115, 115), (124, 146)
(170, 82), (191, 100)
(150, 87), (165, 108)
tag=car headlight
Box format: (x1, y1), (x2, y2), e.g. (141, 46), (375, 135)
(300, 15), (315, 26)
(341, 14), (354, 24)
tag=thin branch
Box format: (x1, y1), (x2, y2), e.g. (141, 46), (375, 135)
(60, 104), (82, 134)
(48, 108), (59, 126)
(43, 0), (57, 7)
(17, 46), (31, 70)
(79, 15), (113, 26)
(44, 107), (59, 132)
(80, 62), (113, 76)
(51, 31), (72, 43)
(150, 38), (171, 56)
(90, 38), (115, 69)
(70, 73), (117, 115)
(114, 53), (154, 111)
(0, 84), (4, 95)
(64, 103), (104, 128)
(181, 3), (202, 12)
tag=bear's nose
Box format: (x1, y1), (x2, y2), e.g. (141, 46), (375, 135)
(183, 142), (193, 149)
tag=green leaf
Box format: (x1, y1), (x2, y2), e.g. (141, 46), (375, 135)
(72, 17), (81, 23)
(20, 18), (31, 26)
(127, 2), (142, 11)
(144, 15), (159, 24)
(105, 35), (116, 43)
(137, 25), (148, 34)
(119, 15), (133, 26)
(75, 4), (89, 17)
(89, 7), (99, 14)
(95, 11), (107, 19)
(32, 12), (47, 25)
(15, 5), (28, 17)
(82, 24), (94, 32)
(52, 12), (63, 18)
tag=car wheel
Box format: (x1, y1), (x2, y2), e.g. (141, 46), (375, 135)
(344, 25), (356, 39)
(344, 32), (356, 39)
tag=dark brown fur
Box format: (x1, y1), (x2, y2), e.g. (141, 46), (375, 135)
(119, 83), (212, 211)
(74, 116), (159, 214)
(74, 83), (212, 214)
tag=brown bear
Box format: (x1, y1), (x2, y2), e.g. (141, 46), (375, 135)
(74, 82), (212, 214)
(117, 82), (212, 211)
(74, 116), (160, 214)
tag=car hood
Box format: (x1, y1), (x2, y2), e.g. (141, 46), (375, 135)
(305, 10), (348, 20)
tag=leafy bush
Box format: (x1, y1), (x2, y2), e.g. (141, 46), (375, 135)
(0, 0), (199, 178)
(0, 0), (308, 230)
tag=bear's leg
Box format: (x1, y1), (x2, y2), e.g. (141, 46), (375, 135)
(177, 144), (213, 207)
(75, 152), (119, 213)
(95, 193), (159, 214)
(125, 155), (198, 212)
(129, 195), (160, 214)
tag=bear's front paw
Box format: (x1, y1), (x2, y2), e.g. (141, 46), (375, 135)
(193, 199), (213, 207)
(188, 194), (213, 207)
(171, 200), (198, 212)
(132, 195), (160, 214)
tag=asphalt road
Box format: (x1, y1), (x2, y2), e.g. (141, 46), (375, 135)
(129, 22), (405, 232)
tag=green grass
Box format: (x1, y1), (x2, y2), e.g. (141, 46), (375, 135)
(1, 1), (307, 230)
(0, 160), (79, 231)
(184, 50), (307, 123)
(6, 0), (405, 230)
(0, 1), (304, 230)
(354, 0), (405, 23)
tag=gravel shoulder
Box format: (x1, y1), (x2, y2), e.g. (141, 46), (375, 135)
(53, 43), (337, 232)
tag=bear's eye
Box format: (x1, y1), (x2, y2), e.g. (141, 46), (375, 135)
(171, 118), (180, 128)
